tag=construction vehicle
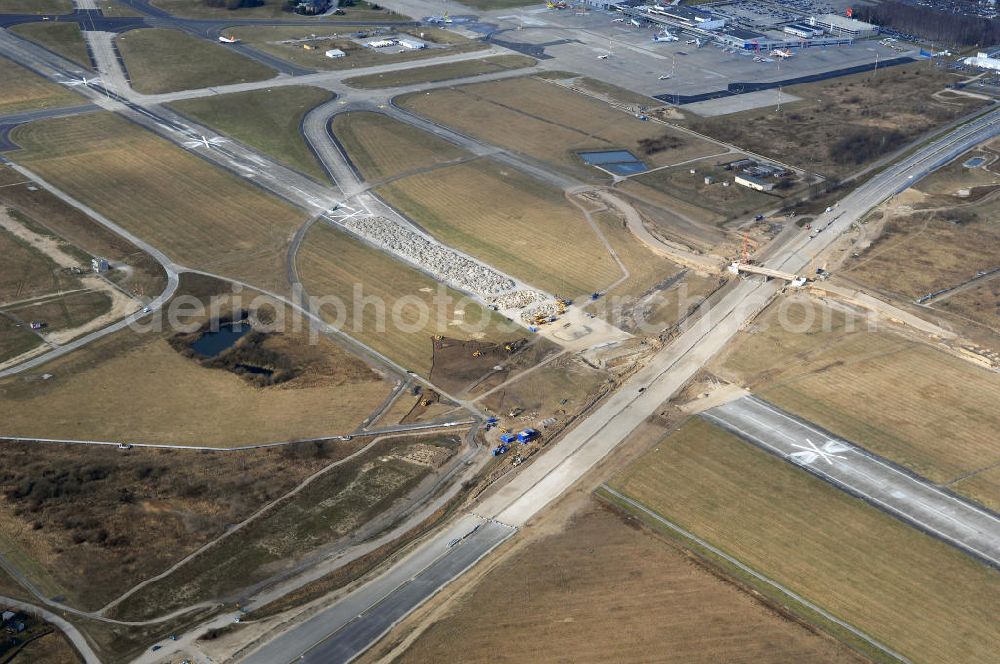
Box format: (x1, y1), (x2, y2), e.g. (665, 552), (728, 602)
(740, 233), (759, 265)
(420, 399), (432, 407)
(472, 349), (482, 357)
(546, 0), (568, 8)
(433, 334), (443, 341)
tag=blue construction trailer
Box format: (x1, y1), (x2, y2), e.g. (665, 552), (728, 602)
(517, 428), (540, 444)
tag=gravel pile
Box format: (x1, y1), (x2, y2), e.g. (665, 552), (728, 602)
(490, 290), (546, 310)
(344, 216), (515, 298)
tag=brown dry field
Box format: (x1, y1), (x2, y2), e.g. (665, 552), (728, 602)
(838, 151), (1000, 330)
(14, 630), (82, 664)
(0, 315), (41, 363)
(687, 63), (989, 178)
(567, 205), (720, 332)
(841, 190), (1000, 301)
(933, 277), (1000, 331)
(0, 220), (77, 303)
(0, 274), (393, 446)
(4, 289), (111, 334)
(712, 295), (1000, 505)
(8, 113), (305, 292)
(331, 111), (467, 182)
(393, 497), (865, 664)
(396, 76), (717, 178)
(612, 417), (1000, 664)
(475, 353), (607, 424)
(0, 56), (79, 115)
(0, 436), (355, 611)
(378, 160), (623, 296)
(111, 433), (460, 621)
(296, 223), (519, 377)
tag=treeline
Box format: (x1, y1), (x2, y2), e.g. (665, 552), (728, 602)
(854, 2), (1000, 46)
(829, 128), (906, 165)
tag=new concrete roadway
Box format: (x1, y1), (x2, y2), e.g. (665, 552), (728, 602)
(241, 516), (515, 664)
(240, 104), (1000, 664)
(703, 395), (1000, 569)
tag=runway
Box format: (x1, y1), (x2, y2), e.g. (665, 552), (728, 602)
(242, 516), (515, 664)
(703, 395), (1000, 568)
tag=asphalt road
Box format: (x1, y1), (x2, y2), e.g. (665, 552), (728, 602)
(242, 516), (515, 664)
(703, 395), (1000, 569)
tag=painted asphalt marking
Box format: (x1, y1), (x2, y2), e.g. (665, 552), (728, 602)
(789, 438), (849, 466)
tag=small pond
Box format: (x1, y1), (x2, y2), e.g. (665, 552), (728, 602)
(578, 149), (648, 175)
(964, 156), (986, 168)
(191, 322), (251, 357)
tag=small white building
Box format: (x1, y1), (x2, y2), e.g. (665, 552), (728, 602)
(398, 38), (427, 50)
(325, 48), (346, 58)
(92, 257), (110, 273)
(735, 174), (774, 192)
(366, 38), (397, 49)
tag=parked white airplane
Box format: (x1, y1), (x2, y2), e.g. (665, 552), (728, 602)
(612, 17), (625, 22)
(772, 48), (793, 58)
(218, 34), (239, 44)
(652, 31), (678, 42)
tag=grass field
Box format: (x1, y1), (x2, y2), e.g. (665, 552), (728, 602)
(0, 434), (360, 612)
(0, 315), (41, 363)
(611, 417), (1000, 664)
(343, 54), (536, 89)
(0, 274), (392, 446)
(8, 113), (305, 291)
(9, 22), (91, 69)
(170, 86), (333, 182)
(396, 76), (716, 179)
(0, 0), (71, 13)
(688, 63), (989, 178)
(151, 0), (404, 19)
(0, 57), (80, 115)
(388, 497), (863, 664)
(332, 111), (467, 181)
(229, 25), (481, 71)
(333, 111), (623, 296)
(111, 433), (459, 620)
(4, 289), (112, 334)
(713, 295), (1000, 506)
(0, 221), (79, 303)
(116, 28), (275, 95)
(377, 160), (622, 296)
(296, 223), (520, 377)
(0, 165), (167, 298)
(99, 0), (145, 16)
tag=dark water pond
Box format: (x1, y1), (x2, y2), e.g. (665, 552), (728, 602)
(191, 322), (251, 357)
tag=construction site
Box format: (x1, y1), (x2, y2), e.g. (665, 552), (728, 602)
(0, 0), (999, 662)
